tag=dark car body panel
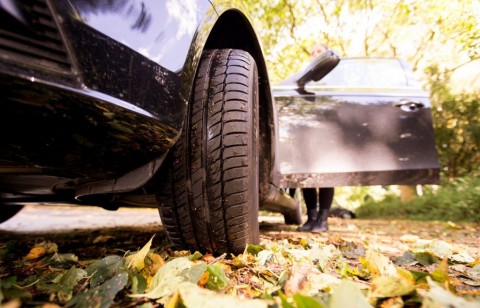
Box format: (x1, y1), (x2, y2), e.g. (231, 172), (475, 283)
(0, 0), (283, 209)
(274, 57), (440, 188)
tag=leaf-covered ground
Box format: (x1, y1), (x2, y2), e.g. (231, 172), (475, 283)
(0, 215), (479, 307)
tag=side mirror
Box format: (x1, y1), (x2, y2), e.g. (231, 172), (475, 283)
(296, 50), (340, 87)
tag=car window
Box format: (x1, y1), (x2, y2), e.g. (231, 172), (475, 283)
(310, 58), (419, 88)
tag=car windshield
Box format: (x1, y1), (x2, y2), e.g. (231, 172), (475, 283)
(310, 58), (420, 88)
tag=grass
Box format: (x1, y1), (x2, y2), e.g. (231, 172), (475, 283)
(355, 176), (480, 222)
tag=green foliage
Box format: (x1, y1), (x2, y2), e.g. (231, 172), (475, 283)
(356, 176), (480, 221)
(243, 0), (480, 82)
(426, 65), (480, 179)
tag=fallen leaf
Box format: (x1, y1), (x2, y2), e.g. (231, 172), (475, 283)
(67, 271), (128, 308)
(136, 256), (194, 304)
(422, 277), (480, 308)
(284, 263), (312, 295)
(127, 234), (155, 271)
(25, 247), (47, 260)
(173, 282), (268, 308)
(205, 264), (230, 290)
(467, 264), (480, 281)
(92, 235), (115, 244)
(85, 255), (124, 288)
(25, 242), (58, 260)
(430, 258), (450, 284)
(364, 250), (397, 277)
(425, 240), (453, 259)
(368, 276), (415, 298)
(292, 293), (325, 308)
(330, 280), (372, 308)
(400, 234), (419, 243)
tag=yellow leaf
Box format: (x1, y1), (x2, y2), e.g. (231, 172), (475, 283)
(364, 250), (397, 278)
(25, 242), (58, 260)
(26, 247), (47, 260)
(197, 271), (209, 287)
(145, 253), (165, 276)
(431, 257), (451, 287)
(127, 234), (155, 271)
(165, 289), (181, 308)
(369, 276), (415, 298)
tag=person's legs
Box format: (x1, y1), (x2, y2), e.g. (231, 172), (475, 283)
(311, 187), (334, 233)
(297, 188), (318, 231)
(288, 188), (295, 199)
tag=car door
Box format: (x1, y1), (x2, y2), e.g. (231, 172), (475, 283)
(274, 57), (440, 188)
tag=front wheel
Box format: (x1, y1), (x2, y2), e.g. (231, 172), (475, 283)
(157, 49), (260, 255)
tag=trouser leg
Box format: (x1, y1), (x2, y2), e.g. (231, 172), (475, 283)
(311, 187), (334, 233)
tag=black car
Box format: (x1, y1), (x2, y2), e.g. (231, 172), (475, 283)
(0, 0), (300, 255)
(274, 52), (440, 188)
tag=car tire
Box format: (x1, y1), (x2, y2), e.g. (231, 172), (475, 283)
(157, 49), (260, 255)
(0, 205), (23, 224)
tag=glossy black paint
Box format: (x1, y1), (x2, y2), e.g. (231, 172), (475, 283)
(0, 0), (281, 208)
(274, 57), (440, 187)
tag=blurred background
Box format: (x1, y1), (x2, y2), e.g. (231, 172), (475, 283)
(244, 0), (479, 222)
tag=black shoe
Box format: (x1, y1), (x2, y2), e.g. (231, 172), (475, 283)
(310, 209), (329, 233)
(296, 208), (318, 231)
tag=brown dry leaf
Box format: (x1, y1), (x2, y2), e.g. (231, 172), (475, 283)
(203, 254), (215, 263)
(283, 263), (312, 295)
(92, 235), (115, 244)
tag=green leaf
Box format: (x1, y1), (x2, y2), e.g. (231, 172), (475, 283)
(415, 252), (438, 266)
(246, 244), (264, 255)
(205, 264), (230, 290)
(185, 263), (208, 283)
(86, 255), (124, 288)
(67, 270), (128, 308)
(189, 251), (203, 261)
(0, 276), (32, 302)
(408, 270), (430, 283)
(135, 257), (193, 301)
(48, 253), (79, 268)
(128, 271), (147, 294)
(47, 267), (87, 303)
(330, 280), (371, 308)
(278, 292), (295, 308)
(393, 251), (417, 266)
(292, 293), (325, 308)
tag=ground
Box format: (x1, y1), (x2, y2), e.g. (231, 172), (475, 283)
(0, 206), (479, 307)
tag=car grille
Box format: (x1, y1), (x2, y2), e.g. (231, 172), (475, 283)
(0, 0), (72, 74)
